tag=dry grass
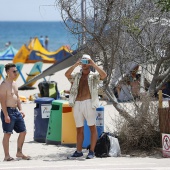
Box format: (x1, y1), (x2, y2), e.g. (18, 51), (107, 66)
(114, 95), (161, 153)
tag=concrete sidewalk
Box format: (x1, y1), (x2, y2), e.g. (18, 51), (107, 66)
(0, 156), (170, 170)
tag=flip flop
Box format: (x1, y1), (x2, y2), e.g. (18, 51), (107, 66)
(16, 155), (31, 160)
(3, 157), (15, 161)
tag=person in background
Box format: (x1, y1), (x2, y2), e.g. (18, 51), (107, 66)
(0, 63), (30, 161)
(116, 78), (133, 102)
(65, 54), (107, 159)
(29, 37), (33, 43)
(162, 81), (170, 108)
(45, 36), (49, 50)
(130, 74), (141, 100)
(39, 36), (44, 47)
(5, 41), (11, 47)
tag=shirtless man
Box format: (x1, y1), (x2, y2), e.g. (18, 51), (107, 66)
(65, 54), (107, 159)
(0, 63), (30, 161)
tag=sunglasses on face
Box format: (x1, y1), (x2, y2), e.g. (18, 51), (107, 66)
(13, 70), (18, 73)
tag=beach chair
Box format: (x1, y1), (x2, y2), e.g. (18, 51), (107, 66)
(0, 64), (5, 80)
(18, 61), (45, 89)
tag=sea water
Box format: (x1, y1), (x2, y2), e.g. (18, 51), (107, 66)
(0, 21), (78, 51)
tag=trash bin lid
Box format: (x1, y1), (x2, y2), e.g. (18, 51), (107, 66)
(34, 97), (54, 104)
(96, 106), (104, 111)
(52, 100), (68, 105)
(62, 103), (70, 107)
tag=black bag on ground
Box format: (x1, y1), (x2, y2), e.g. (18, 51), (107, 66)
(87, 132), (110, 158)
(38, 81), (59, 99)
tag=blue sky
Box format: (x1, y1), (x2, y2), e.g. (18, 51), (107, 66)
(0, 0), (62, 21)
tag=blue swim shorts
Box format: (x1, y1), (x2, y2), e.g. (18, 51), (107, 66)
(1, 107), (26, 134)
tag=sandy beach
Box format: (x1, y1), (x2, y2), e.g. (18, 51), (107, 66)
(0, 61), (118, 159)
(1, 61), (170, 170)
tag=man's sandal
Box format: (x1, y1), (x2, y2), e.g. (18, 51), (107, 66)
(3, 157), (15, 161)
(16, 155), (31, 160)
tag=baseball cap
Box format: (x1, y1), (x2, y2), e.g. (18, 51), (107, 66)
(82, 54), (91, 59)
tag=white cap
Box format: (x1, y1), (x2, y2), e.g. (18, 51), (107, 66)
(82, 54), (91, 59)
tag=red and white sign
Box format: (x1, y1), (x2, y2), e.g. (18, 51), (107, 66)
(162, 133), (170, 157)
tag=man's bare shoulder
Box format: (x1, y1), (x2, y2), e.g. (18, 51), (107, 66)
(0, 80), (6, 87)
(0, 81), (7, 94)
(0, 81), (7, 88)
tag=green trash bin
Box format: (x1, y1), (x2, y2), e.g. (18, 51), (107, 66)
(46, 100), (68, 145)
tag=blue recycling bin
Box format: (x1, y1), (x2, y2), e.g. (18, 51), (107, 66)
(83, 106), (104, 148)
(34, 97), (54, 143)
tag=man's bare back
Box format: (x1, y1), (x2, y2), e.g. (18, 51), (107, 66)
(1, 80), (18, 108)
(76, 74), (91, 101)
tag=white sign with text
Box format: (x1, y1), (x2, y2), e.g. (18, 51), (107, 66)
(96, 111), (104, 126)
(41, 104), (52, 119)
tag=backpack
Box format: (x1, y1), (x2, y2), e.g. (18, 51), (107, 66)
(87, 132), (110, 158)
(38, 81), (60, 99)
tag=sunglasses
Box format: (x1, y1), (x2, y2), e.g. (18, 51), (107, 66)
(13, 70), (18, 73)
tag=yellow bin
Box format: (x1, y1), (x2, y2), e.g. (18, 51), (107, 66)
(61, 103), (76, 147)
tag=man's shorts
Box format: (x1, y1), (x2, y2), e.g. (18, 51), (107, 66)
(1, 107), (26, 134)
(73, 99), (97, 127)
